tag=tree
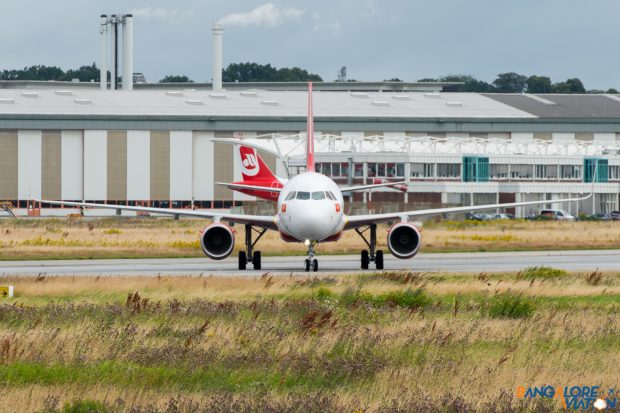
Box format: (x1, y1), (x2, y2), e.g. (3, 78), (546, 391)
(159, 75), (193, 83)
(62, 63), (100, 82)
(526, 76), (552, 93)
(493, 72), (527, 93)
(222, 62), (322, 82)
(276, 66), (322, 82)
(607, 88), (619, 94)
(384, 78), (403, 82)
(551, 78), (585, 93)
(431, 75), (495, 92)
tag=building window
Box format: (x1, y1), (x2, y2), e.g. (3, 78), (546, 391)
(463, 156), (489, 182)
(584, 158), (609, 183)
(490, 164), (509, 179)
(437, 163), (460, 178)
(560, 165), (581, 179)
(368, 163), (377, 177)
(609, 165), (620, 180)
(368, 162), (405, 178)
(510, 164), (533, 179)
(535, 164), (558, 179)
(410, 163), (434, 178)
(354, 163), (364, 177)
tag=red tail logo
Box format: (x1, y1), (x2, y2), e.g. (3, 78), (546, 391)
(240, 148), (259, 177)
(238, 145), (278, 182)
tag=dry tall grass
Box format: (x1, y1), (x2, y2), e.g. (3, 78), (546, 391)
(1, 218), (619, 260)
(0, 271), (618, 412)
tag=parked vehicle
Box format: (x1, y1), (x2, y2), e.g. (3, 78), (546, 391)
(538, 209), (576, 221)
(584, 213), (612, 221)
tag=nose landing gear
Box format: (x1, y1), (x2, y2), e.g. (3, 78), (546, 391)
(355, 224), (384, 270)
(238, 224), (267, 270)
(304, 240), (318, 272)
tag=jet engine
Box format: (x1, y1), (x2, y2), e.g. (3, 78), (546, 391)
(200, 223), (235, 260)
(387, 223), (421, 259)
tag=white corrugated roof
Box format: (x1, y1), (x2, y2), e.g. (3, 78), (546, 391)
(0, 89), (536, 119)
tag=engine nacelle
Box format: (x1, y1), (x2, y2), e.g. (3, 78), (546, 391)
(387, 223), (422, 259)
(200, 223), (235, 260)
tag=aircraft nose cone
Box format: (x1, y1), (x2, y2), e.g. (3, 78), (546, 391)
(295, 204), (337, 241)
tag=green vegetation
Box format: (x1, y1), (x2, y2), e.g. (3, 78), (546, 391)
(421, 72), (611, 94)
(1, 64), (101, 82)
(1, 270), (619, 412)
(519, 266), (568, 280)
(485, 293), (536, 319)
(222, 62), (322, 82)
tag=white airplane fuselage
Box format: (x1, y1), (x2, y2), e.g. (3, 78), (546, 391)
(276, 172), (345, 242)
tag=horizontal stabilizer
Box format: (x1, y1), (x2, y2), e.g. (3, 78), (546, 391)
(215, 182), (282, 193)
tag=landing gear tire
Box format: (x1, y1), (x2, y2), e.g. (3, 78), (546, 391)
(375, 250), (384, 270)
(312, 259), (319, 272)
(304, 259), (311, 272)
(361, 250), (369, 269)
(238, 251), (247, 270)
(253, 251), (262, 270)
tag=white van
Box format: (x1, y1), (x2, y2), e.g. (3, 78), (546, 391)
(539, 209), (576, 221)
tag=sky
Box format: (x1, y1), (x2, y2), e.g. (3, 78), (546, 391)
(1, 0), (620, 89)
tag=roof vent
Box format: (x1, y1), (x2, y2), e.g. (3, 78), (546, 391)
(186, 99), (204, 105)
(371, 100), (390, 107)
(240, 90), (258, 97)
(74, 98), (92, 105)
(445, 101), (463, 107)
(392, 94), (411, 100)
(165, 91), (184, 97)
(350, 92), (368, 98)
(55, 90), (73, 96)
(0, 98), (15, 104)
(424, 93), (441, 98)
(21, 91), (39, 98)
(261, 100), (279, 106)
(209, 93), (227, 99)
(523, 94), (557, 106)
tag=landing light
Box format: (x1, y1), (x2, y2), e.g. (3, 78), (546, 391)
(304, 239), (311, 247)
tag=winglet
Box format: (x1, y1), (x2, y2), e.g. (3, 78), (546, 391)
(306, 82), (315, 172)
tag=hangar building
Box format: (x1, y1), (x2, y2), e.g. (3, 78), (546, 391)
(1, 84), (620, 217)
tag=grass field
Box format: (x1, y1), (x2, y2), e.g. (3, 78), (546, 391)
(1, 217), (620, 261)
(0, 268), (618, 412)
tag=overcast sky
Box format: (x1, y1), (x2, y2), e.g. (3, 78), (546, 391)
(2, 0), (619, 89)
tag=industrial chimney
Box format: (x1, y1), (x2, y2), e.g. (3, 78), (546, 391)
(212, 23), (223, 90)
(99, 14), (133, 90)
(122, 14), (134, 90)
(99, 15), (108, 90)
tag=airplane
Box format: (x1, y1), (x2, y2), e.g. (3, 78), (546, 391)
(35, 82), (592, 272)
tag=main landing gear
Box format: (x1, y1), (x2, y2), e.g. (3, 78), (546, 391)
(238, 224), (267, 270)
(304, 240), (318, 272)
(355, 224), (384, 270)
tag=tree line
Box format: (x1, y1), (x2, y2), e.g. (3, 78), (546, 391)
(1, 64), (617, 93)
(0, 62), (323, 84)
(418, 73), (618, 94)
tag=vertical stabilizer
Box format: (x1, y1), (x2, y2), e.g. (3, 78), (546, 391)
(306, 82), (315, 172)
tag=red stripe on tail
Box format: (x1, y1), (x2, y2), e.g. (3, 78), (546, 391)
(306, 82), (315, 172)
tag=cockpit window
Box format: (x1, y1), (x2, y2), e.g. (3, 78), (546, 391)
(311, 191), (326, 200)
(326, 191), (336, 200)
(285, 191), (296, 201)
(296, 191), (310, 200)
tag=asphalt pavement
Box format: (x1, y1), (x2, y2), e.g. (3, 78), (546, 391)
(0, 249), (618, 276)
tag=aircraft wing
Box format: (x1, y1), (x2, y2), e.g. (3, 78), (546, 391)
(34, 198), (278, 230)
(215, 182), (282, 193)
(340, 181), (407, 193)
(344, 193), (592, 230)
